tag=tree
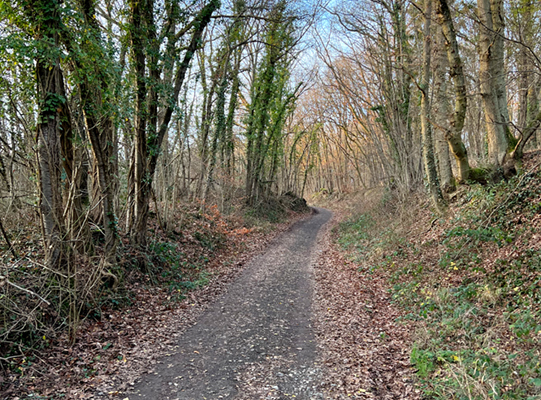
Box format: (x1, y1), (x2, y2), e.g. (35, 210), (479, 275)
(203, 0), (247, 203)
(477, 0), (510, 166)
(66, 0), (119, 254)
(420, 0), (444, 210)
(126, 0), (220, 246)
(432, 23), (455, 192)
(244, 1), (299, 205)
(435, 0), (470, 182)
(509, 0), (541, 160)
(20, 0), (71, 267)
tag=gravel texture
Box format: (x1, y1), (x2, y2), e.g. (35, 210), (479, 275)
(128, 208), (332, 400)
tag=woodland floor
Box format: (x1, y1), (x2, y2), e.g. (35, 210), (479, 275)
(5, 207), (419, 400)
(117, 208), (416, 400)
(126, 208), (332, 400)
(312, 212), (418, 400)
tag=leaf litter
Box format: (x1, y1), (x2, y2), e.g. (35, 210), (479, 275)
(312, 213), (420, 400)
(2, 210), (309, 400)
(4, 205), (422, 400)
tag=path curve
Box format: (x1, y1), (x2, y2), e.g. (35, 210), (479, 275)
(129, 208), (332, 400)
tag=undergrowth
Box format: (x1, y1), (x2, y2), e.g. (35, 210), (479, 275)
(0, 204), (226, 371)
(337, 164), (541, 399)
(0, 193), (311, 396)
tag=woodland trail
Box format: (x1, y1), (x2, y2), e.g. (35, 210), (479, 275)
(128, 208), (332, 400)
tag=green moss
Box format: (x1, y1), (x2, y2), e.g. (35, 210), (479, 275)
(468, 167), (490, 184)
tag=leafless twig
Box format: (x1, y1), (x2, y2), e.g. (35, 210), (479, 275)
(0, 275), (51, 306)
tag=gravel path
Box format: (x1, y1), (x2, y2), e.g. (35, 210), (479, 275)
(129, 208), (332, 400)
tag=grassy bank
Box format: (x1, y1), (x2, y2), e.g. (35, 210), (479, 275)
(334, 159), (541, 399)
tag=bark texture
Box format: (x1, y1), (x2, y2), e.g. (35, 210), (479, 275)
(435, 0), (470, 182)
(31, 0), (68, 267)
(420, 0), (444, 209)
(477, 0), (509, 166)
(432, 24), (455, 192)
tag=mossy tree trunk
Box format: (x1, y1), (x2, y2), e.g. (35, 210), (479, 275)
(435, 0), (470, 182)
(420, 0), (445, 210)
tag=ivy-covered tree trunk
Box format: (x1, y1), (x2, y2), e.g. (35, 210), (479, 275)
(73, 0), (118, 254)
(36, 65), (65, 267)
(245, 49), (276, 205)
(244, 1), (297, 206)
(224, 50), (241, 176)
(204, 1), (246, 201)
(420, 0), (444, 210)
(127, 0), (219, 247)
(29, 0), (68, 267)
(203, 68), (228, 203)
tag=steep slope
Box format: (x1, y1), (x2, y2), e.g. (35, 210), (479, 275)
(327, 151), (541, 399)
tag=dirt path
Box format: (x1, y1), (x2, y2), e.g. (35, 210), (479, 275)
(128, 208), (332, 400)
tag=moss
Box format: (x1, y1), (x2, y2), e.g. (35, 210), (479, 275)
(506, 128), (519, 151)
(468, 167), (489, 184)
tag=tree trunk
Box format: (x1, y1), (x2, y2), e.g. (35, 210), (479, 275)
(511, 108), (541, 160)
(477, 0), (509, 166)
(516, 0), (538, 151)
(72, 0), (118, 254)
(204, 65), (228, 203)
(421, 0), (445, 210)
(127, 0), (219, 246)
(432, 24), (455, 192)
(127, 0), (149, 246)
(435, 0), (470, 182)
(491, 0), (513, 147)
(224, 51), (241, 176)
(530, 77), (541, 148)
(32, 0), (68, 268)
(517, 0), (531, 133)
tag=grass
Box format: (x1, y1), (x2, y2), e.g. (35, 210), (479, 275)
(336, 167), (541, 399)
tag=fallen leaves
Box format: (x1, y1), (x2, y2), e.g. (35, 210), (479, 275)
(312, 213), (420, 399)
(1, 211), (309, 399)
